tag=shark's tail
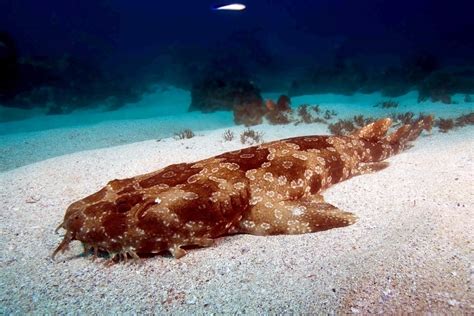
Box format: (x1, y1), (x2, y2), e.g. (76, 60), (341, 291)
(384, 115), (433, 146)
(351, 115), (434, 162)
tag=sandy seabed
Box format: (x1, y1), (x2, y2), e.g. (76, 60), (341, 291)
(1, 123), (473, 314)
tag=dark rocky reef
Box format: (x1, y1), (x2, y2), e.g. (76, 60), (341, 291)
(189, 77), (263, 113)
(288, 60), (368, 96)
(0, 32), (151, 116)
(418, 68), (474, 104)
(288, 52), (474, 100)
(0, 31), (19, 101)
(0, 51), (147, 114)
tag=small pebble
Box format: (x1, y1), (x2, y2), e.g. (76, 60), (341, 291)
(350, 307), (360, 314)
(448, 299), (459, 307)
(186, 296), (197, 305)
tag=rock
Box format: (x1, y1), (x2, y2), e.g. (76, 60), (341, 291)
(0, 32), (19, 96)
(189, 77), (263, 113)
(233, 100), (266, 126)
(417, 67), (474, 103)
(288, 61), (368, 96)
(448, 299), (459, 306)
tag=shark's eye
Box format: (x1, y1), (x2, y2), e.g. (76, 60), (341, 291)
(115, 194), (144, 213)
(116, 201), (132, 213)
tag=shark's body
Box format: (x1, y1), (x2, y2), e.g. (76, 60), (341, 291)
(53, 117), (433, 261)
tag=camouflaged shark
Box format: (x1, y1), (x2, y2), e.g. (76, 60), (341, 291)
(53, 116), (433, 261)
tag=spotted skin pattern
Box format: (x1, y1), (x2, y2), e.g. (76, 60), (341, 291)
(53, 117), (433, 261)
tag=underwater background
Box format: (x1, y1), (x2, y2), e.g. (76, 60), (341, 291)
(1, 0), (473, 170)
(1, 1), (473, 314)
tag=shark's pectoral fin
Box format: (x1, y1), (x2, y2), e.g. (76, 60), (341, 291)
(296, 199), (358, 233)
(237, 195), (357, 236)
(355, 161), (390, 175)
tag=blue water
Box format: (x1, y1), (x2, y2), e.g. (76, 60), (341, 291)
(1, 0), (473, 171)
(1, 3), (474, 314)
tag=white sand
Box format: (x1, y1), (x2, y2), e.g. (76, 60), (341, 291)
(1, 121), (473, 314)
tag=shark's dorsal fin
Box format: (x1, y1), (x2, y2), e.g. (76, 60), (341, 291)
(351, 118), (392, 141)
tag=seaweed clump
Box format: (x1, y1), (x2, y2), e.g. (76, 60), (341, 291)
(233, 95), (294, 126)
(435, 118), (455, 133)
(390, 112), (416, 125)
(276, 95), (291, 111)
(295, 105), (327, 124)
(240, 128), (264, 145)
(328, 115), (377, 136)
(297, 105), (313, 124)
(233, 100), (267, 126)
(264, 95), (293, 125)
(175, 129), (195, 139)
(233, 95), (338, 127)
(323, 109), (338, 120)
(375, 100), (399, 108)
(328, 119), (356, 136)
(391, 112), (436, 129)
(353, 115), (376, 127)
(455, 112), (474, 127)
(435, 112), (474, 133)
(222, 129), (235, 141)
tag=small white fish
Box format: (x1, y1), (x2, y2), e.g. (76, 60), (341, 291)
(211, 3), (246, 11)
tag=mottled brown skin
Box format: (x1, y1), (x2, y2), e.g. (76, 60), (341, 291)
(53, 117), (433, 261)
